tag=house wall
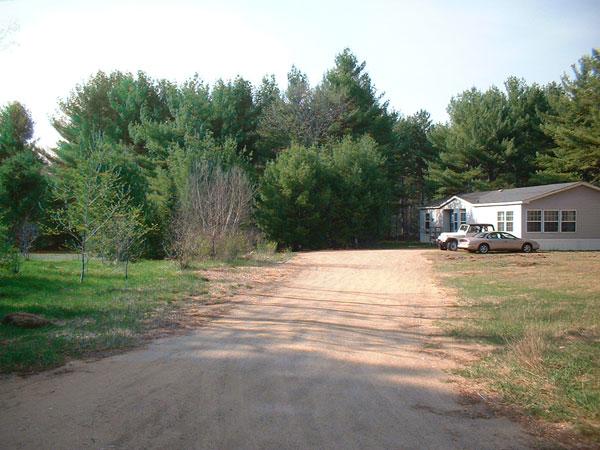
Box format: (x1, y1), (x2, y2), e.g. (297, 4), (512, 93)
(521, 185), (600, 250)
(472, 204), (522, 237)
(419, 208), (442, 243)
(419, 198), (474, 242)
(442, 199), (476, 232)
(419, 184), (600, 249)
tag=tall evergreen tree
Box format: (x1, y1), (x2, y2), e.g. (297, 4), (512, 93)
(0, 101), (34, 162)
(428, 79), (556, 198)
(504, 77), (556, 185)
(257, 66), (348, 150)
(538, 49), (600, 183)
(256, 136), (390, 249)
(210, 77), (259, 160)
(390, 111), (436, 237)
(0, 102), (48, 245)
(254, 75), (285, 165)
(53, 71), (172, 153)
(321, 49), (396, 147)
(53, 71), (175, 256)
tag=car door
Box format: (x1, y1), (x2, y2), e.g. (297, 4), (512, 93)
(500, 232), (520, 251)
(486, 232), (502, 250)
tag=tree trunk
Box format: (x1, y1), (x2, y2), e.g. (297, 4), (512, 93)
(80, 245), (85, 283)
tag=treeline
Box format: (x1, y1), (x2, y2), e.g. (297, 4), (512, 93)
(0, 48), (599, 269)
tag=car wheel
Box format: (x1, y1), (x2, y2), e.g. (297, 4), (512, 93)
(447, 240), (458, 251)
(478, 243), (489, 254)
(522, 243), (533, 253)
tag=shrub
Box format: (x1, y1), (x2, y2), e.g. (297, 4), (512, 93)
(216, 232), (251, 261)
(255, 239), (278, 255)
(0, 222), (20, 274)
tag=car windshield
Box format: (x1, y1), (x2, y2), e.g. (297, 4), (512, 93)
(474, 232), (489, 238)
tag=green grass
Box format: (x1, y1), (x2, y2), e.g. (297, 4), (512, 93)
(0, 258), (206, 373)
(431, 251), (600, 442)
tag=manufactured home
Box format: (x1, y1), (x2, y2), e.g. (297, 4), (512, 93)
(419, 182), (600, 250)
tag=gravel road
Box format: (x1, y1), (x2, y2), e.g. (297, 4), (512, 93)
(0, 249), (531, 449)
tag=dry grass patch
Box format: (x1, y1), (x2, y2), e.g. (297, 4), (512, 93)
(430, 251), (600, 445)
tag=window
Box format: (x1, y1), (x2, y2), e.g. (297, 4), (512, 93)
(425, 213), (431, 232)
(561, 211), (576, 232)
(527, 210), (542, 232)
(497, 210), (514, 232)
(544, 210), (559, 232)
(527, 209), (576, 233)
(460, 209), (467, 225)
(505, 211), (514, 232)
(497, 211), (505, 231)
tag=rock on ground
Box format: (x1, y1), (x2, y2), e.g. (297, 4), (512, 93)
(2, 312), (52, 328)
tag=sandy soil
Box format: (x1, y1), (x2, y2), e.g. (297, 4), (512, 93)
(0, 249), (532, 449)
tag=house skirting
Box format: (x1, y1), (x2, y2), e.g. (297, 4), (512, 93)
(537, 239), (600, 251)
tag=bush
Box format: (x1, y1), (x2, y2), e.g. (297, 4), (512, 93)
(255, 239), (278, 255)
(0, 222), (20, 274)
(170, 159), (254, 267)
(256, 136), (391, 249)
(216, 232), (251, 261)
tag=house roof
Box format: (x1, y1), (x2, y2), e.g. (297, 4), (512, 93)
(458, 182), (582, 204)
(422, 182), (600, 209)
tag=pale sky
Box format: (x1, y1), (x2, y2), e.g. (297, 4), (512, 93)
(1, 0), (599, 148)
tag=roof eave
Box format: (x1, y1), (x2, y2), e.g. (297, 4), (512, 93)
(419, 195), (473, 209)
(471, 201), (523, 207)
(523, 182), (600, 203)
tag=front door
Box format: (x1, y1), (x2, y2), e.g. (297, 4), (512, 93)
(442, 210), (452, 232)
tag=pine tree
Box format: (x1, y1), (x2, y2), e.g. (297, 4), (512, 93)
(539, 49), (600, 183)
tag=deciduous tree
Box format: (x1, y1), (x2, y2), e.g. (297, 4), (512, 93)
(51, 141), (129, 282)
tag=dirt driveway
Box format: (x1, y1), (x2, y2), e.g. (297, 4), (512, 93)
(0, 250), (531, 449)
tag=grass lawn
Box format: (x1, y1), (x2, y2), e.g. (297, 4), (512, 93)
(430, 251), (600, 443)
(0, 258), (206, 374)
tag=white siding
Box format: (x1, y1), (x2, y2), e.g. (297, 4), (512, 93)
(472, 204), (522, 237)
(420, 201), (524, 242)
(419, 208), (443, 242)
(419, 197), (474, 242)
